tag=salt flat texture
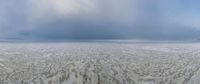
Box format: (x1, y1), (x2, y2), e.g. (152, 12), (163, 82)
(0, 42), (200, 84)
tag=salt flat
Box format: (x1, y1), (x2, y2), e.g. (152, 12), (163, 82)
(0, 42), (200, 84)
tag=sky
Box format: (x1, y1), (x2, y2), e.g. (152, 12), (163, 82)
(0, 0), (200, 41)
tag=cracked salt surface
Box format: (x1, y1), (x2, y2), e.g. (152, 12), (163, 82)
(0, 42), (200, 84)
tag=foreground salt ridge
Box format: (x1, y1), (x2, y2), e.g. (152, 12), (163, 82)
(0, 43), (200, 84)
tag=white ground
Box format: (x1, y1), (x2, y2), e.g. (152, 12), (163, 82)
(0, 42), (200, 84)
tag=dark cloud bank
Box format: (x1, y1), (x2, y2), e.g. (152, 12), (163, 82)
(19, 19), (200, 41)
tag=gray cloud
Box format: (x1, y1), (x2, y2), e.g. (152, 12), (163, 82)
(0, 0), (200, 41)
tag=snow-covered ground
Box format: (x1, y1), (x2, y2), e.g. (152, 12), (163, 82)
(0, 42), (200, 84)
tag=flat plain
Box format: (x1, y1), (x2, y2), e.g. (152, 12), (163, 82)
(0, 42), (200, 84)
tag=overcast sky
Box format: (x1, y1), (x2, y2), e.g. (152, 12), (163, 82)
(0, 0), (200, 41)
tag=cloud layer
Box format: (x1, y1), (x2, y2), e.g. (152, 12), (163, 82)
(0, 0), (200, 41)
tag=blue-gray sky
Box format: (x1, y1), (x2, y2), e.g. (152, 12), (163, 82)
(0, 0), (200, 41)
